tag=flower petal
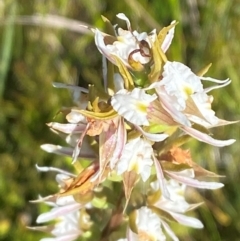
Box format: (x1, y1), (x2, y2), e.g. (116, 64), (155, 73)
(117, 138), (153, 182)
(116, 13), (131, 31)
(41, 144), (73, 156)
(200, 76), (230, 84)
(169, 212), (204, 229)
(204, 79), (231, 93)
(94, 29), (117, 64)
(35, 164), (75, 177)
(135, 125), (169, 142)
(36, 203), (81, 223)
(47, 122), (86, 134)
(153, 156), (170, 199)
(181, 126), (235, 147)
(161, 220), (179, 241)
(165, 170), (224, 189)
(111, 89), (157, 126)
(161, 20), (176, 53)
(157, 87), (191, 126)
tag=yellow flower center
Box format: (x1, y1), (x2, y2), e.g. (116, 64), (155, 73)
(183, 85), (194, 99)
(137, 102), (147, 113)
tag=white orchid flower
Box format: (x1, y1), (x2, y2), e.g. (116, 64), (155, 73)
(116, 137), (153, 182)
(136, 207), (166, 241)
(32, 12), (237, 241)
(111, 88), (157, 126)
(94, 13), (176, 70)
(150, 179), (204, 231)
(152, 61), (236, 147)
(31, 169), (83, 241)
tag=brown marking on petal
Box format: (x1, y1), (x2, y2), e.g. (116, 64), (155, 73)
(128, 50), (144, 71)
(128, 41), (151, 71)
(103, 35), (117, 45)
(139, 40), (151, 57)
(58, 163), (107, 197)
(60, 177), (75, 191)
(129, 49), (140, 55)
(68, 164), (98, 188)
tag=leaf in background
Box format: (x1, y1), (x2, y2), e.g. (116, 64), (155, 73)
(0, 1), (16, 98)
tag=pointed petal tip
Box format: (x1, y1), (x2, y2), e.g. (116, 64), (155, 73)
(182, 126), (236, 147)
(26, 225), (47, 231)
(40, 144), (51, 151)
(41, 144), (61, 153)
(166, 170), (225, 189)
(29, 199), (46, 204)
(35, 164), (49, 172)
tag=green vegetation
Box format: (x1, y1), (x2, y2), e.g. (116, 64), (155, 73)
(0, 0), (239, 240)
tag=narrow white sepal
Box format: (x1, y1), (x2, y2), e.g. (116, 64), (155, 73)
(36, 203), (81, 223)
(204, 79), (231, 93)
(169, 212), (204, 229)
(161, 220), (179, 241)
(41, 144), (73, 156)
(153, 155), (170, 199)
(182, 126), (236, 147)
(165, 171), (224, 189)
(161, 20), (176, 53)
(35, 164), (75, 177)
(52, 82), (88, 93)
(200, 77), (230, 84)
(116, 13), (131, 31)
(135, 125), (169, 142)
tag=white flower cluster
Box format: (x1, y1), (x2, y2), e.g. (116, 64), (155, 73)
(31, 14), (236, 241)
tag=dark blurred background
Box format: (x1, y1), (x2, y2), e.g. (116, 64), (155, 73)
(0, 0), (240, 240)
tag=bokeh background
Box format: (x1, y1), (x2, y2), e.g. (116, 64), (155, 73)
(0, 0), (240, 240)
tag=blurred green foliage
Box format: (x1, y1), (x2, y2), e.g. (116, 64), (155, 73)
(0, 0), (240, 240)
